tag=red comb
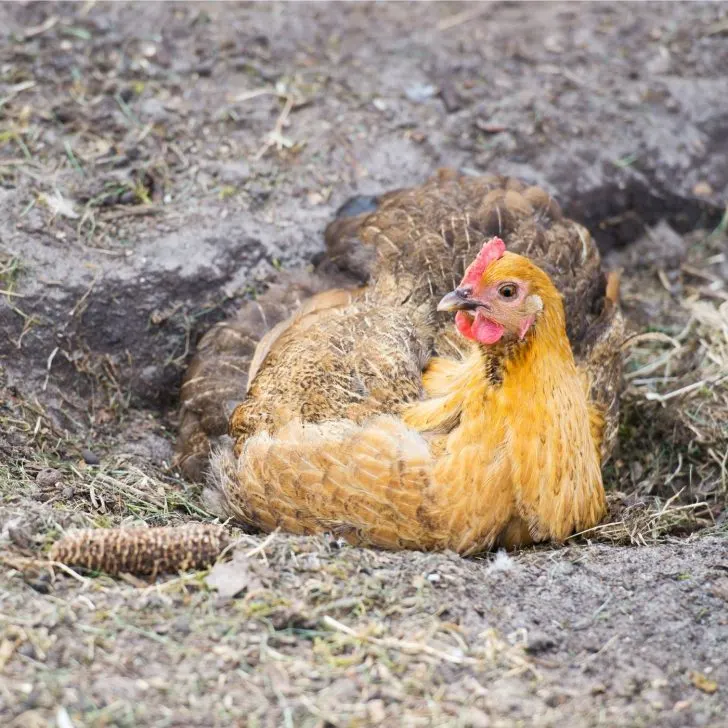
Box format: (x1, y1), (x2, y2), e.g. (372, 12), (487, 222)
(461, 237), (506, 286)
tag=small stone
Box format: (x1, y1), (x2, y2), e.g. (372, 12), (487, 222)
(8, 526), (33, 550)
(367, 700), (386, 723)
(216, 160), (251, 184)
(407, 130), (427, 144)
(693, 181), (713, 197)
(544, 36), (565, 53)
(710, 577), (728, 601)
(543, 690), (570, 707)
(80, 449), (100, 465)
(404, 83), (438, 103)
(646, 47), (670, 75)
(36, 468), (62, 487)
(525, 631), (558, 654)
(17, 642), (37, 659)
(25, 575), (51, 594)
(140, 98), (169, 123)
(172, 616), (192, 635)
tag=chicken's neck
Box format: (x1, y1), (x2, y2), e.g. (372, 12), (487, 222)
(417, 304), (605, 551)
(482, 307), (575, 388)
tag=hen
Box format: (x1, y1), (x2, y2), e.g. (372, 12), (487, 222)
(206, 232), (619, 552)
(178, 170), (622, 553)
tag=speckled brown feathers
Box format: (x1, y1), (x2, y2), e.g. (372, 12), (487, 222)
(326, 169), (604, 341)
(175, 270), (359, 481)
(229, 297), (434, 446)
(225, 171), (622, 458)
(50, 525), (229, 576)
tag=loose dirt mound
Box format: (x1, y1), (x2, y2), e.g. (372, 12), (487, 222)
(1, 3), (726, 726)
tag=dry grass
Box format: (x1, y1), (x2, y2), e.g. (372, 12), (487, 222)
(596, 225), (728, 544)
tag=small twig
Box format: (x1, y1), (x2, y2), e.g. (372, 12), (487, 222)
(578, 634), (620, 668)
(626, 349), (682, 381)
(255, 96), (296, 160)
(49, 561), (94, 587)
(708, 447), (728, 493)
(0, 81), (37, 109)
(102, 205), (161, 221)
(168, 143), (189, 169)
(23, 15), (59, 39)
(644, 372), (728, 403)
(245, 528), (279, 559)
(114, 92), (141, 127)
(682, 263), (723, 284)
(322, 615), (479, 666)
(42, 346), (59, 392)
(69, 274), (100, 317)
(621, 331), (681, 351)
(0, 158), (35, 167)
(436, 6), (490, 31)
(234, 88), (280, 103)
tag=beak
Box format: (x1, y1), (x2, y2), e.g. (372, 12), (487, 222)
(437, 289), (480, 312)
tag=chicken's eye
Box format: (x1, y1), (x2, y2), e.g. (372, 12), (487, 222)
(498, 284), (518, 299)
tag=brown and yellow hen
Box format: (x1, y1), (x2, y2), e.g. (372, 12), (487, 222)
(180, 170), (624, 554)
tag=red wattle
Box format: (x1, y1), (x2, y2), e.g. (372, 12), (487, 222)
(455, 311), (505, 345)
(455, 311), (474, 338)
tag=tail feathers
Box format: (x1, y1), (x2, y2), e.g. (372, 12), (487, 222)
(207, 416), (447, 551)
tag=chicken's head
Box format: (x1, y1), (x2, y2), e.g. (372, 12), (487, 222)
(437, 237), (561, 345)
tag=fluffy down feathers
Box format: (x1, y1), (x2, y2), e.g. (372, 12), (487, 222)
(175, 269), (359, 481)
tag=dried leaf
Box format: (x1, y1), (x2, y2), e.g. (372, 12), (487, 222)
(205, 551), (261, 598)
(689, 671), (718, 694)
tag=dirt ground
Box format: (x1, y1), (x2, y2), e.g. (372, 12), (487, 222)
(1, 2), (727, 726)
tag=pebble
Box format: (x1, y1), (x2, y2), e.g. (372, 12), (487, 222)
(80, 449), (100, 465)
(525, 631), (558, 654)
(404, 83), (438, 103)
(693, 181), (713, 197)
(36, 468), (62, 487)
